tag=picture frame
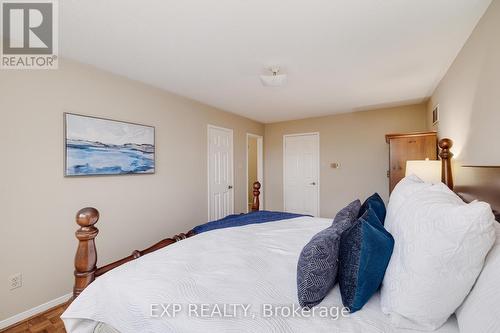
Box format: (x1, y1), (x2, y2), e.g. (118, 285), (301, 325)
(64, 113), (155, 176)
(432, 105), (439, 126)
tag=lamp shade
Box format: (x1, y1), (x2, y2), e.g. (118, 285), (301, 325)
(405, 159), (441, 183)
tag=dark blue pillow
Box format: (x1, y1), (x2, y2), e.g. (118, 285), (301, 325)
(297, 200), (361, 308)
(359, 193), (386, 224)
(338, 208), (394, 313)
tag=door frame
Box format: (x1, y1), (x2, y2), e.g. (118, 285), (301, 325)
(246, 133), (264, 212)
(283, 132), (320, 216)
(207, 124), (234, 221)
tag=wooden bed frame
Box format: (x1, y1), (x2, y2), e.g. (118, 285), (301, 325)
(71, 139), (457, 300)
(72, 181), (262, 299)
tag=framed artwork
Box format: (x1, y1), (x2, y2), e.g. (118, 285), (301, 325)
(432, 105), (439, 125)
(64, 113), (155, 176)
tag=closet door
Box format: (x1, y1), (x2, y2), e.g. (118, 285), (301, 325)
(208, 125), (234, 221)
(283, 133), (320, 216)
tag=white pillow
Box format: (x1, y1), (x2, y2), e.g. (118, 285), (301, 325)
(381, 180), (496, 331)
(384, 175), (433, 231)
(455, 222), (500, 333)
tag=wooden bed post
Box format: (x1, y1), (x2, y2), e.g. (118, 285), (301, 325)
(71, 182), (262, 299)
(439, 138), (454, 190)
(73, 207), (99, 300)
(251, 181), (261, 212)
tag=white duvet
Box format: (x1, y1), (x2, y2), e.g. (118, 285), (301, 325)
(62, 216), (459, 333)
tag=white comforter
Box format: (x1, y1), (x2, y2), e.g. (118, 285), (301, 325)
(62, 216), (459, 333)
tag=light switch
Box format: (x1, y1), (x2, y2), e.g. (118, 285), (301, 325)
(330, 162), (340, 169)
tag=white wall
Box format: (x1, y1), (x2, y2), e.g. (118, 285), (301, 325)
(427, 0), (499, 167)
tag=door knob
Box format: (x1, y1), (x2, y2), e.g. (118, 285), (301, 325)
(310, 182), (316, 186)
(228, 185), (233, 189)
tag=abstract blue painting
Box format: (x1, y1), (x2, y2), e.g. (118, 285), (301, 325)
(65, 114), (155, 176)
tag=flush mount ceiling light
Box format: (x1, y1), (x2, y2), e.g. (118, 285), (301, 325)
(260, 67), (287, 87)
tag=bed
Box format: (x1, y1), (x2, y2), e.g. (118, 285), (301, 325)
(61, 138), (498, 333)
(63, 216), (462, 333)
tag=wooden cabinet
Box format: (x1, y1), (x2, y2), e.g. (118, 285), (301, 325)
(385, 132), (437, 193)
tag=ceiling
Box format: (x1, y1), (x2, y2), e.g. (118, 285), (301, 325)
(60, 0), (492, 123)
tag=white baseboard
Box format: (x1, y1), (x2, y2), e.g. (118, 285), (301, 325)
(0, 293), (72, 330)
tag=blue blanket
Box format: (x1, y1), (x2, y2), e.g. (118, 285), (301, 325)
(192, 210), (311, 234)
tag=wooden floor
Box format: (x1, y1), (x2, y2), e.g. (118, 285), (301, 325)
(1, 303), (67, 333)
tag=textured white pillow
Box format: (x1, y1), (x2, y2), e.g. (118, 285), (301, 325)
(381, 181), (496, 331)
(455, 222), (500, 333)
(384, 175), (435, 231)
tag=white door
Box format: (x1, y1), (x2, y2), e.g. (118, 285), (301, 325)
(246, 133), (264, 212)
(283, 133), (320, 216)
(208, 125), (234, 221)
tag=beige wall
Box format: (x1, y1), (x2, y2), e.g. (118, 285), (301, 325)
(0, 59), (263, 321)
(264, 104), (428, 218)
(427, 0), (499, 167)
(247, 137), (258, 205)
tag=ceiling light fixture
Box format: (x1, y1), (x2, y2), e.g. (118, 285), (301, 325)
(260, 67), (287, 87)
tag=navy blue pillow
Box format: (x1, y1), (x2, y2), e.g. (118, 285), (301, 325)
(359, 193), (386, 224)
(296, 200), (361, 308)
(338, 208), (394, 313)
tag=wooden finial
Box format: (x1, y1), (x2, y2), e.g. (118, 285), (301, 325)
(439, 138), (454, 190)
(251, 181), (261, 212)
(73, 207), (99, 299)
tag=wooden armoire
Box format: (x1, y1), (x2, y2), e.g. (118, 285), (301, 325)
(385, 132), (438, 193)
